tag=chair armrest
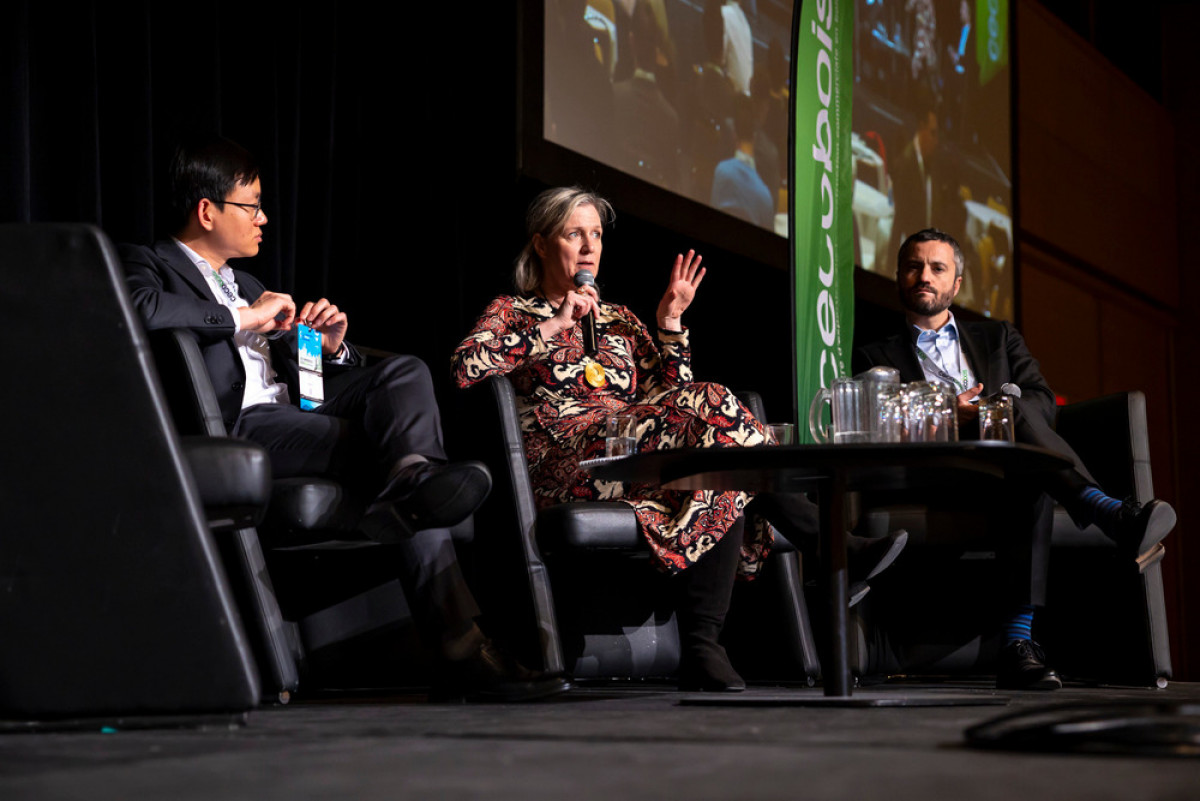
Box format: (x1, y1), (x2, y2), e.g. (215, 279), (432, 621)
(468, 375), (543, 540)
(538, 503), (643, 550)
(148, 328), (229, 437)
(458, 374), (566, 674)
(181, 436), (272, 529)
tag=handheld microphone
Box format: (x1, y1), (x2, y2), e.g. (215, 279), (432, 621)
(981, 383), (1023, 404)
(573, 269), (598, 355)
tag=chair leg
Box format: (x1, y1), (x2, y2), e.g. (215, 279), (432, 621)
(773, 550), (823, 685)
(215, 528), (301, 702)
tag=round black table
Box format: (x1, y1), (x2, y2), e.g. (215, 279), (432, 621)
(584, 441), (1072, 703)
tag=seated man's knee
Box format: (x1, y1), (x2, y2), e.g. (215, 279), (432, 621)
(374, 354), (435, 387)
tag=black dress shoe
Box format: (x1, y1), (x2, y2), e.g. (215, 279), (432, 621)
(432, 640), (572, 703)
(361, 461), (492, 543)
(848, 530), (908, 584)
(837, 530), (907, 607)
(996, 639), (1062, 691)
(1109, 499), (1176, 560)
(848, 581), (871, 608)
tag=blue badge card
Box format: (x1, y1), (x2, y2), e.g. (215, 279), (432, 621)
(297, 324), (325, 410)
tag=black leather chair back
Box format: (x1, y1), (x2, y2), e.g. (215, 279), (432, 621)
(1045, 392), (1172, 685)
(0, 223), (259, 718)
(858, 392), (1172, 686)
(148, 328), (460, 696)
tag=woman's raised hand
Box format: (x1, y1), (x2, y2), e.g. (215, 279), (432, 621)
(656, 249), (705, 330)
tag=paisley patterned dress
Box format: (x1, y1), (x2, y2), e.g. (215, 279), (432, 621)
(452, 294), (772, 576)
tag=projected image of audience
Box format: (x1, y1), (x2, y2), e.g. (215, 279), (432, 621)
(542, 0), (1012, 316)
(544, 0), (789, 234)
(852, 0), (1013, 319)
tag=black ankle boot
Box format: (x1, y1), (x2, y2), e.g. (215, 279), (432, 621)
(676, 518), (746, 692)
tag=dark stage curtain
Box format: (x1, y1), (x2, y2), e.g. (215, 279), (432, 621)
(1, 1), (794, 413)
(5, 2), (344, 294)
(1, 1), (526, 368)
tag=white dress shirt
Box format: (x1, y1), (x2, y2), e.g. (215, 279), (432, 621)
(912, 312), (976, 393)
(174, 239), (289, 409)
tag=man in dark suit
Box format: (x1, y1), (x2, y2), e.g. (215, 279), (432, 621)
(854, 228), (1175, 690)
(123, 135), (568, 701)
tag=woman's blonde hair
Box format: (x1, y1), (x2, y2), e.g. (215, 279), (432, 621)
(514, 186), (615, 292)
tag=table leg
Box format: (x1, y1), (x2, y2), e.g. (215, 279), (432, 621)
(820, 472), (852, 697)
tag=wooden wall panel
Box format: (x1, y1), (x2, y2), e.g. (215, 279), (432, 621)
(1017, 2), (1179, 308)
(1098, 301), (1175, 499)
(1018, 257), (1102, 402)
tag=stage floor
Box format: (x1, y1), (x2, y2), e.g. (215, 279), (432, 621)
(3, 679), (1199, 800)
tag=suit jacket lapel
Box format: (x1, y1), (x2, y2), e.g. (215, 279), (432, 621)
(232, 268), (264, 305)
(884, 325), (925, 382)
(153, 239), (264, 305)
(958, 322), (997, 394)
(153, 239), (218, 300)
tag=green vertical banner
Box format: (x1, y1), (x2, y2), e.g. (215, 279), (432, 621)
(791, 0), (854, 441)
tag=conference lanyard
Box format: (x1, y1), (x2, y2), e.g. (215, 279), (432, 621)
(210, 271), (241, 306)
(915, 342), (972, 393)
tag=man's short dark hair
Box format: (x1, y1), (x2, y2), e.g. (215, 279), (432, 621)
(898, 228), (964, 278)
(169, 135), (260, 231)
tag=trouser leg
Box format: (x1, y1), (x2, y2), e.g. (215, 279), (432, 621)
(322, 359), (482, 649)
(234, 361), (480, 652)
(388, 526), (482, 651)
(746, 492), (819, 552)
(1013, 404), (1098, 525)
(239, 356), (455, 500)
(318, 355), (447, 470)
(234, 403), (357, 480)
(994, 484), (1054, 608)
(866, 479), (1051, 609)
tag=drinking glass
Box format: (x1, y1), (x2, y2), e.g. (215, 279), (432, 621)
(767, 423), (796, 445)
(605, 413), (639, 457)
(979, 396), (1015, 442)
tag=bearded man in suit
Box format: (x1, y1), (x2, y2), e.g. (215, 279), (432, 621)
(854, 228), (1175, 690)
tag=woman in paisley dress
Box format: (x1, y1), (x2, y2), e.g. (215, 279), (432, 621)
(453, 187), (795, 692)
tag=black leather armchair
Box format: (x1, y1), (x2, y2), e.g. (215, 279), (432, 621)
(0, 223), (260, 719)
(856, 391), (1173, 687)
(149, 329), (471, 698)
(455, 375), (821, 684)
(1045, 392), (1172, 686)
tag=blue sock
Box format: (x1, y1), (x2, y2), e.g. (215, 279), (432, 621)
(1004, 605), (1035, 644)
(1078, 486), (1124, 530)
